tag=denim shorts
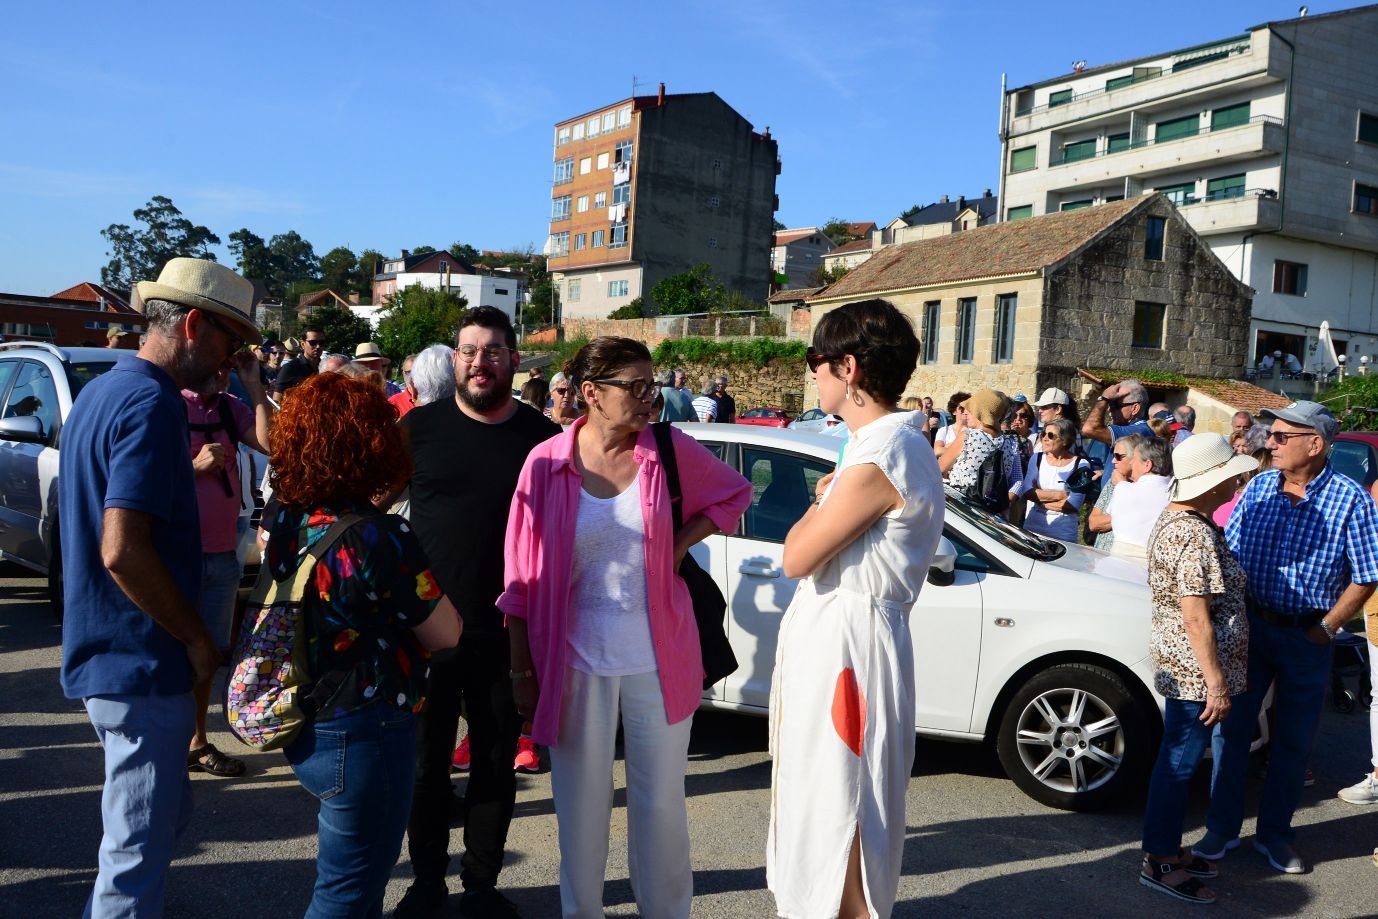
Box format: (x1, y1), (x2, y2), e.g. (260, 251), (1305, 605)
(199, 550), (242, 653)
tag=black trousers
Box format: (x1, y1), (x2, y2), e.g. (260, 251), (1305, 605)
(407, 631), (520, 890)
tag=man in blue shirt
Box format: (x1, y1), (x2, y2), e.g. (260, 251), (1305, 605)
(61, 257), (258, 917)
(1193, 401), (1378, 874)
(1082, 377), (1153, 445)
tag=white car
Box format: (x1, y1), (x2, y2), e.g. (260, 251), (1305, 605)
(679, 423), (1164, 811)
(785, 407), (843, 434)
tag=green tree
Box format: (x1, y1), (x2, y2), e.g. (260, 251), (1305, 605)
(356, 248), (386, 297)
(772, 218), (787, 231)
(309, 303), (374, 355)
(227, 228), (274, 282)
(100, 195), (220, 291)
(267, 230), (320, 294)
(820, 217), (861, 246)
(319, 246), (360, 293)
(410, 245), (437, 256)
(810, 263), (850, 287)
(375, 284), (469, 365)
(649, 263), (726, 316)
(449, 242), (482, 263)
(608, 298), (644, 319)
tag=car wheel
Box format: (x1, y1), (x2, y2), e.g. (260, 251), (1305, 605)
(47, 540), (64, 620)
(995, 663), (1152, 812)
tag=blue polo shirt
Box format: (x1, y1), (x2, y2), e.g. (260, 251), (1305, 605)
(1109, 419), (1153, 441)
(59, 355), (202, 699)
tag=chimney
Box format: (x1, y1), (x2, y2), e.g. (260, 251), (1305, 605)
(984, 188), (993, 197)
(658, 82), (665, 106)
(939, 195), (949, 204)
(349, 292), (361, 305)
(400, 249), (409, 259)
(957, 196), (966, 211)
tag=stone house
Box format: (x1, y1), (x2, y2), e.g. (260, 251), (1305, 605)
(804, 194), (1253, 405)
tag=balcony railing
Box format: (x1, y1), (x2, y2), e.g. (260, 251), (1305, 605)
(1176, 186), (1278, 207)
(1047, 114), (1281, 166)
(1014, 38), (1251, 117)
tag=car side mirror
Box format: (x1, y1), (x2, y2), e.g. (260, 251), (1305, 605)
(928, 536), (958, 587)
(0, 415), (45, 444)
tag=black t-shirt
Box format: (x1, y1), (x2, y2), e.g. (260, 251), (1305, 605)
(401, 398), (560, 634)
(714, 392), (737, 423)
(272, 357), (316, 395)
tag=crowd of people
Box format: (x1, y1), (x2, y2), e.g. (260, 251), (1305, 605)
(54, 256), (1378, 918)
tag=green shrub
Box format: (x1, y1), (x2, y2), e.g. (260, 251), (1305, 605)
(652, 337), (806, 367)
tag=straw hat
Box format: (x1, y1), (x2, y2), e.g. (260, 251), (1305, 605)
(961, 389), (1009, 429)
(134, 257), (261, 344)
(353, 342), (388, 363)
(1169, 432), (1258, 501)
(284, 337), (301, 355)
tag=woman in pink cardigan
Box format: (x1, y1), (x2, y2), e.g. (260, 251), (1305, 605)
(497, 337), (750, 918)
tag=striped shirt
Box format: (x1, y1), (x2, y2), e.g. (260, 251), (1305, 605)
(1225, 464), (1378, 615)
(691, 394), (718, 422)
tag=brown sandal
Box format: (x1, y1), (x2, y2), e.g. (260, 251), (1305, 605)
(1140, 855), (1216, 904)
(188, 743), (246, 777)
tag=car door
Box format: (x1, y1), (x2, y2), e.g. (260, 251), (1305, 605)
(720, 445), (834, 707)
(685, 438), (734, 701)
(911, 526), (988, 733)
(0, 359), (61, 564)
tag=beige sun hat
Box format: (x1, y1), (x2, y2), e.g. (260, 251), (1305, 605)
(1169, 432), (1258, 501)
(353, 341), (388, 362)
(134, 257), (261, 345)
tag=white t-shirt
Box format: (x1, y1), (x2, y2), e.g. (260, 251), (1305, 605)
(1018, 453), (1089, 541)
(935, 424), (959, 446)
(566, 481), (657, 676)
(1106, 473), (1172, 550)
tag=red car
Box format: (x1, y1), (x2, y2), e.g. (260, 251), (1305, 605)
(735, 407), (791, 428)
(1333, 431), (1378, 489)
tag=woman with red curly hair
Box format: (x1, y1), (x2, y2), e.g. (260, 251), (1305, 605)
(264, 372), (460, 918)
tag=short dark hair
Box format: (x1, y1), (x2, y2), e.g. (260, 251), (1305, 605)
(946, 391), (972, 415)
(564, 336), (652, 404)
(458, 306), (516, 349)
(810, 298), (919, 406)
(302, 325), (323, 336)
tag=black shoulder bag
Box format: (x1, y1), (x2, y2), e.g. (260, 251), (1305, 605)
(652, 422), (739, 688)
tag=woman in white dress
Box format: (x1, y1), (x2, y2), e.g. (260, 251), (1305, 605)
(769, 298), (946, 918)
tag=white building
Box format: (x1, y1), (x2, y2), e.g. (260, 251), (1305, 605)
(999, 5), (1378, 372)
(372, 250), (525, 323)
(771, 228), (835, 289)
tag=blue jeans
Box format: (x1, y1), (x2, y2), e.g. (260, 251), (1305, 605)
(1142, 698), (1212, 855)
(286, 703), (417, 919)
(198, 550), (242, 654)
(83, 692), (197, 919)
(1207, 613), (1333, 846)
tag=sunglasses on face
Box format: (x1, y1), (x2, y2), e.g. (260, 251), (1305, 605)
(304, 338), (325, 346)
(1040, 432), (1059, 440)
(553, 387), (570, 395)
(1266, 430), (1316, 443)
(806, 352), (835, 372)
(201, 312), (245, 352)
(1112, 452), (1128, 461)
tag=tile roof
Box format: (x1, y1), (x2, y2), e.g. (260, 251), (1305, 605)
(49, 282), (134, 312)
(828, 238), (873, 255)
(813, 197), (1147, 300)
(768, 286), (826, 303)
(1077, 369), (1290, 415)
(846, 222), (876, 236)
(773, 228), (820, 247)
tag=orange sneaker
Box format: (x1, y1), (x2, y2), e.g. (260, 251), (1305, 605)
(513, 734), (540, 773)
(451, 734), (471, 772)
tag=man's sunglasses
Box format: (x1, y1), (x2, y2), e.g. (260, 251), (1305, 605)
(201, 312), (245, 351)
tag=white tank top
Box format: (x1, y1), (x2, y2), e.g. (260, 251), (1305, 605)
(566, 479), (658, 676)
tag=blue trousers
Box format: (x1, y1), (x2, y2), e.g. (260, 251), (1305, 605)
(286, 703), (417, 919)
(1207, 614), (1332, 846)
(1142, 698), (1213, 855)
(83, 692), (196, 919)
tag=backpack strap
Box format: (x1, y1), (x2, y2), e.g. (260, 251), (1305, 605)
(652, 421), (685, 534)
(186, 396), (243, 498)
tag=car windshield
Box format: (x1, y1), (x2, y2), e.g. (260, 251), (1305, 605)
(64, 360), (116, 396)
(943, 486), (1066, 561)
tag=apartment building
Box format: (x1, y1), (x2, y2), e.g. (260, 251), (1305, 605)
(546, 88), (779, 319)
(999, 5), (1378, 371)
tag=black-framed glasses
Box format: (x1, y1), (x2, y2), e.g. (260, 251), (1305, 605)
(1266, 430), (1317, 443)
(201, 312), (245, 352)
(591, 378), (660, 401)
(806, 352), (835, 372)
(457, 344), (511, 363)
(1112, 452), (1128, 461)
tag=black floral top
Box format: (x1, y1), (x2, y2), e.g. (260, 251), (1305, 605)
(266, 502), (443, 720)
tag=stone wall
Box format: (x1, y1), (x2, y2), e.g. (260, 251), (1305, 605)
(675, 358), (807, 414)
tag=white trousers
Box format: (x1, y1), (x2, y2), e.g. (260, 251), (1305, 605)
(548, 667), (693, 919)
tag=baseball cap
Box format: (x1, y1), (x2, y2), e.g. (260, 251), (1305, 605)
(1260, 400), (1339, 441)
(1034, 387), (1070, 408)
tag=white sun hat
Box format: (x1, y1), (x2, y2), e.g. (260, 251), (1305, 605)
(1168, 432), (1258, 501)
(134, 257), (261, 344)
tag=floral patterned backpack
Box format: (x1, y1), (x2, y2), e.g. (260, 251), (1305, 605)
(226, 512), (366, 751)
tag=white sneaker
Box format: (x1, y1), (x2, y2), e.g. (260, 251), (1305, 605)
(1338, 772), (1378, 805)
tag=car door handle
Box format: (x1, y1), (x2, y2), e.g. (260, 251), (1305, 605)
(738, 562), (782, 578)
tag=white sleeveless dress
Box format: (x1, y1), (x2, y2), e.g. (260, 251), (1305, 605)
(767, 411), (945, 918)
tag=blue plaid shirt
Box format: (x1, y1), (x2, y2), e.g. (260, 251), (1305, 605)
(1226, 464), (1378, 614)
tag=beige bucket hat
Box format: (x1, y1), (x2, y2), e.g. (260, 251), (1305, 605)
(134, 257), (261, 345)
(1169, 432), (1258, 501)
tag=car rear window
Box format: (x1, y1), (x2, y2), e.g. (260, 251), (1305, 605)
(65, 361), (116, 396)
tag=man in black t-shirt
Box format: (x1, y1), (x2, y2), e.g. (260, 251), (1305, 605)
(397, 307), (558, 919)
(269, 326), (324, 399)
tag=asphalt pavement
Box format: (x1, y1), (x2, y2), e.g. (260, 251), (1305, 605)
(2, 562), (1376, 917)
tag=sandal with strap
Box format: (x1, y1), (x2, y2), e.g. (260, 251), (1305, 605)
(1177, 848), (1219, 879)
(188, 743), (246, 778)
(1140, 855), (1217, 904)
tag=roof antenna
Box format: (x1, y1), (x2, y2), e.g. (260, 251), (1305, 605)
(1298, 5), (1308, 15)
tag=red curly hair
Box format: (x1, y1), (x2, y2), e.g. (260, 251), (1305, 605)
(270, 372), (411, 507)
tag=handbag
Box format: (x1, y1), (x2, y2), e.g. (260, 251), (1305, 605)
(652, 422), (739, 688)
(225, 511), (371, 750)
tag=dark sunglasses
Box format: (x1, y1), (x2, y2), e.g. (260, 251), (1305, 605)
(1040, 431), (1059, 439)
(553, 386), (570, 395)
(1112, 452), (1128, 461)
(201, 312), (245, 351)
(806, 352), (836, 372)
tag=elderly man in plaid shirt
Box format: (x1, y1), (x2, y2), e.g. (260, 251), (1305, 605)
(1193, 401), (1378, 874)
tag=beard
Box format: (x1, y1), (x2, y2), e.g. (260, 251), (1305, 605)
(176, 348), (222, 393)
(455, 361), (515, 412)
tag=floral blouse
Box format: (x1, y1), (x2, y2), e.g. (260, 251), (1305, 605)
(267, 502), (442, 720)
(1146, 509), (1249, 701)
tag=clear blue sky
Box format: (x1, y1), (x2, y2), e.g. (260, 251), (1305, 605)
(0, 0), (1341, 295)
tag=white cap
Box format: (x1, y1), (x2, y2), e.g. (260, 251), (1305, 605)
(1034, 387), (1070, 407)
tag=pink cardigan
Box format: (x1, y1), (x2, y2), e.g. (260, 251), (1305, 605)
(496, 418), (751, 746)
